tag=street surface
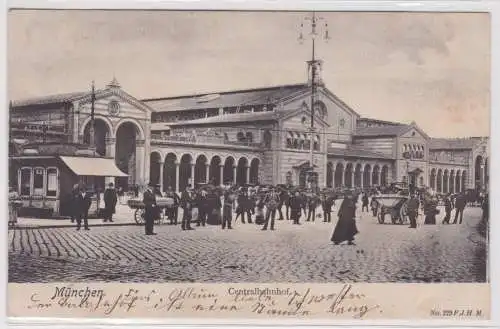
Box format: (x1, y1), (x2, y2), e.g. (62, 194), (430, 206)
(9, 204), (487, 283)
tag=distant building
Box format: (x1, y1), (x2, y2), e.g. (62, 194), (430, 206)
(9, 77), (489, 195)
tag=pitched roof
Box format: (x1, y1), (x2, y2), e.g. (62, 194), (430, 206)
(354, 124), (410, 137)
(428, 138), (479, 150)
(11, 91), (94, 107)
(357, 117), (404, 126)
(142, 83), (309, 112)
(328, 146), (394, 160)
(167, 111), (279, 127)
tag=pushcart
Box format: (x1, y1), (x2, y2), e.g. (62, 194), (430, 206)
(127, 197), (174, 225)
(374, 195), (410, 224)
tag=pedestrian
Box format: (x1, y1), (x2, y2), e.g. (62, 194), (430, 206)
(361, 193), (369, 212)
(164, 186), (180, 225)
(70, 183), (80, 223)
(180, 185), (194, 230)
(262, 187), (279, 230)
(289, 190), (302, 225)
(143, 182), (157, 235)
(407, 194), (419, 228)
(235, 188), (248, 223)
(255, 193), (265, 225)
(278, 188), (290, 220)
(370, 197), (379, 217)
(442, 194), (452, 224)
(321, 194), (333, 223)
(331, 194), (358, 245)
(452, 192), (466, 224)
(75, 186), (92, 231)
(306, 193), (319, 221)
(423, 196), (438, 225)
(197, 189), (208, 227)
(222, 190), (235, 229)
(103, 182), (118, 223)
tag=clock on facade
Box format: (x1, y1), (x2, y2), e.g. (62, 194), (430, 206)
(108, 100), (120, 115)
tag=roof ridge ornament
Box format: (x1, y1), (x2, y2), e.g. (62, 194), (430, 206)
(107, 76), (121, 89)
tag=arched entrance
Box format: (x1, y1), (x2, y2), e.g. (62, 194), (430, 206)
(163, 153), (177, 192)
(334, 163), (344, 188)
(83, 119), (110, 156)
(475, 155), (483, 189)
(149, 152), (162, 187)
(372, 165), (380, 186)
(363, 164), (371, 187)
(354, 164), (362, 188)
(115, 122), (141, 190)
(455, 170), (461, 193)
(209, 156), (222, 185)
(381, 165), (389, 186)
(223, 157), (235, 185)
(344, 163), (353, 188)
(250, 158), (260, 185)
(449, 170), (455, 193)
(437, 169), (443, 193)
(326, 162), (333, 187)
(179, 154), (193, 191)
(430, 168), (436, 190)
(194, 155), (208, 186)
(236, 157), (248, 186)
(462, 171), (467, 192)
(443, 170), (449, 194)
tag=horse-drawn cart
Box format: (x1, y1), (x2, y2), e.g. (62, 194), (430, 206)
(373, 195), (409, 225)
(127, 197), (174, 225)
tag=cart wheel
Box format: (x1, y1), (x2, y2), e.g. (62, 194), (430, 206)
(134, 208), (145, 225)
(377, 208), (385, 224)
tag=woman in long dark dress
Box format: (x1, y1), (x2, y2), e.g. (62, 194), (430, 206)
(331, 195), (358, 245)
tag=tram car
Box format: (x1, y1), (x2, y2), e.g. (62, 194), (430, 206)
(9, 142), (128, 218)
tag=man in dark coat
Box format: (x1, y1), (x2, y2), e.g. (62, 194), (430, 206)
(289, 190), (303, 225)
(331, 195), (358, 245)
(407, 194), (419, 228)
(361, 193), (369, 212)
(452, 192), (467, 224)
(75, 187), (92, 231)
(262, 187), (279, 230)
(197, 189), (208, 227)
(306, 193), (319, 221)
(103, 182), (118, 222)
(321, 194), (334, 223)
(164, 186), (180, 225)
(222, 191), (234, 229)
(180, 185), (194, 230)
(442, 194), (452, 224)
(143, 182), (157, 235)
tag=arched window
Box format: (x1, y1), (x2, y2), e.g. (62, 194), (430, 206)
(293, 132), (299, 149)
(286, 131), (293, 148)
(245, 132), (253, 143)
(314, 134), (320, 151)
(237, 131), (245, 142)
(303, 133), (310, 150)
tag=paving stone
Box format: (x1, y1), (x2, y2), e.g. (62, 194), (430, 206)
(8, 205), (487, 283)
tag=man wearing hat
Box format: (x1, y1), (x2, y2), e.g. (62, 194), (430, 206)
(143, 182), (158, 235)
(103, 182), (118, 222)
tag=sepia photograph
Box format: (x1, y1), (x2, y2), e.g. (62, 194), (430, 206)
(6, 8), (492, 320)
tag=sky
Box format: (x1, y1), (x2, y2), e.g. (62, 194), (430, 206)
(7, 10), (490, 138)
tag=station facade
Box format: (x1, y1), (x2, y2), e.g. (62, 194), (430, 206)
(9, 77), (489, 194)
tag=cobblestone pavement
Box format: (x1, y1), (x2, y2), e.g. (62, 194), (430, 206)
(8, 205), (487, 283)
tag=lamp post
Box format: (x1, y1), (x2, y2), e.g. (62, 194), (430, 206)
(298, 11), (330, 189)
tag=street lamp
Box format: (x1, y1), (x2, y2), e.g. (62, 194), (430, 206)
(298, 11), (330, 189)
